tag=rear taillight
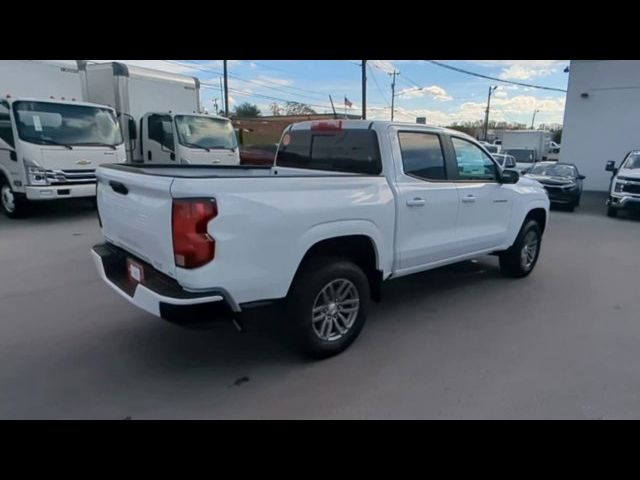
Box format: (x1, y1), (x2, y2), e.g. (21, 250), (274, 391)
(172, 198), (217, 269)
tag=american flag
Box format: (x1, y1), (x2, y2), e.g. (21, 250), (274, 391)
(344, 97), (353, 108)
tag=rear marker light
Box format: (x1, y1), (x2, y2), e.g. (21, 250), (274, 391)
(172, 198), (217, 269)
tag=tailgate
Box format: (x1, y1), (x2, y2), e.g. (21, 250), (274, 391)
(96, 166), (177, 278)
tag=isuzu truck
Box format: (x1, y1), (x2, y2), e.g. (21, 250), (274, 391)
(79, 62), (240, 166)
(0, 60), (127, 218)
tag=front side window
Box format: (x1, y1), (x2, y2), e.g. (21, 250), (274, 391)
(148, 114), (174, 151)
(398, 132), (446, 181)
(13, 101), (122, 147)
(451, 137), (498, 181)
(276, 128), (381, 174)
(175, 115), (237, 150)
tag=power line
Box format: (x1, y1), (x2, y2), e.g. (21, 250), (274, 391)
(367, 64), (391, 108)
(424, 60), (567, 93)
(163, 60), (334, 103)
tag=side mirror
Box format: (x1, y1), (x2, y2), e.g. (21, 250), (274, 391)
(500, 169), (519, 184)
(605, 160), (616, 172)
(128, 118), (137, 140)
(578, 174), (586, 180)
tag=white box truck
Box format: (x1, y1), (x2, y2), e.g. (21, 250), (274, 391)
(501, 130), (553, 173)
(0, 60), (127, 218)
(78, 62), (240, 166)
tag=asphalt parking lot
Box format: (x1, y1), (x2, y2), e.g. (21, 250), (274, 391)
(1, 193), (640, 419)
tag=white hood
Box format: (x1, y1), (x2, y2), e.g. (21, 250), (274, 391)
(617, 168), (640, 180)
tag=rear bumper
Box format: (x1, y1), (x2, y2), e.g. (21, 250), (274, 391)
(91, 242), (240, 319)
(26, 183), (96, 200)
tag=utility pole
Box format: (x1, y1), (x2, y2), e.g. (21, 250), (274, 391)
(361, 60), (367, 120)
(223, 60), (229, 117)
(483, 85), (498, 141)
(218, 78), (224, 114)
(389, 70), (399, 121)
(531, 109), (540, 129)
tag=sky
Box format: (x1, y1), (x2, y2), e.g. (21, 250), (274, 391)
(80, 60), (570, 127)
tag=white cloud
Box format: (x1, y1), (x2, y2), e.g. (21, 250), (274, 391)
(367, 94), (565, 126)
(370, 60), (397, 74)
(397, 85), (452, 101)
(469, 60), (567, 80)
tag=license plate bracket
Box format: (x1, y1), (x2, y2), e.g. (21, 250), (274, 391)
(127, 258), (145, 284)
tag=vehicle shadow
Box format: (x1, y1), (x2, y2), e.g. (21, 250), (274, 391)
(0, 198), (97, 226)
(95, 257), (506, 380)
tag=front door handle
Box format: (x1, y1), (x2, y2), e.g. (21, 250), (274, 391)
(406, 197), (426, 207)
(461, 195), (477, 203)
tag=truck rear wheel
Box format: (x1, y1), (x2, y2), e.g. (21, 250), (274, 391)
(499, 219), (542, 278)
(1, 178), (28, 219)
(285, 257), (370, 359)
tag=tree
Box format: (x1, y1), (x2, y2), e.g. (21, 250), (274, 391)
(269, 102), (282, 116)
(284, 101), (317, 116)
(233, 102), (261, 117)
(552, 128), (562, 144)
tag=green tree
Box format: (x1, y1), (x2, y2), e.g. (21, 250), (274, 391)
(233, 102), (261, 117)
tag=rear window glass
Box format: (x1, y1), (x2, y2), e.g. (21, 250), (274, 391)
(276, 129), (381, 174)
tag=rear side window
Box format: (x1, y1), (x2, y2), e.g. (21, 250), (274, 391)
(276, 129), (381, 174)
(398, 132), (446, 181)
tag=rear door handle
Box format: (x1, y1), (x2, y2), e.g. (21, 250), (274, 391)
(461, 195), (477, 203)
(406, 197), (426, 207)
(109, 181), (128, 195)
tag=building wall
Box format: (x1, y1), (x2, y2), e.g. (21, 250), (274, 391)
(560, 60), (640, 191)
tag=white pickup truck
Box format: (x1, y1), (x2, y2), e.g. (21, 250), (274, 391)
(92, 120), (549, 358)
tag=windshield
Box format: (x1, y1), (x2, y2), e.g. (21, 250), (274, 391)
(622, 152), (640, 169)
(506, 149), (535, 163)
(175, 115), (237, 150)
(529, 164), (577, 177)
(14, 101), (122, 147)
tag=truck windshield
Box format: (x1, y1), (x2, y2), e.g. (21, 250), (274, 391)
(622, 152), (640, 169)
(174, 115), (237, 150)
(13, 101), (123, 147)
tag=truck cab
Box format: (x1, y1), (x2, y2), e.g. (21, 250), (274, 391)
(139, 112), (239, 165)
(0, 97), (127, 218)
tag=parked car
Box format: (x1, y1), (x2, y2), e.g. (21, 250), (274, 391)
(92, 120), (549, 358)
(524, 162), (584, 211)
(492, 153), (517, 171)
(605, 150), (640, 217)
(479, 141), (500, 154)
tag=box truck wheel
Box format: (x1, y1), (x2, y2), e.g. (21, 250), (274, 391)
(285, 257), (370, 359)
(1, 177), (28, 219)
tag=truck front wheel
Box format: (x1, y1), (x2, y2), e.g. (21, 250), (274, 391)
(499, 220), (542, 278)
(1, 179), (28, 219)
(286, 257), (370, 359)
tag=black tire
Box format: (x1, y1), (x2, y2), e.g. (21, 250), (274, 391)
(0, 176), (28, 219)
(499, 219), (542, 278)
(285, 257), (370, 359)
(607, 205), (618, 218)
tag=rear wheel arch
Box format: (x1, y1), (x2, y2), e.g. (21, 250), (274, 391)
(289, 235), (383, 302)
